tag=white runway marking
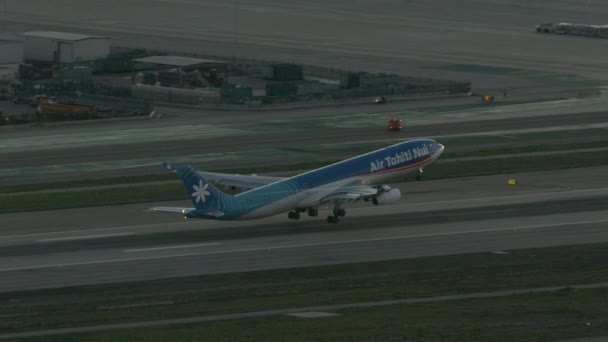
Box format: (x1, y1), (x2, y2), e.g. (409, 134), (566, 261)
(0, 219), (606, 273)
(123, 242), (221, 253)
(36, 233), (134, 243)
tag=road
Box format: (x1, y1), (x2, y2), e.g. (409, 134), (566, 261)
(0, 166), (606, 293)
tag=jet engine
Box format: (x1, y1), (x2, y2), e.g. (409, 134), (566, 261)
(373, 188), (401, 205)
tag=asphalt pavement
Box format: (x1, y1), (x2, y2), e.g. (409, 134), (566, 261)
(0, 167), (606, 293)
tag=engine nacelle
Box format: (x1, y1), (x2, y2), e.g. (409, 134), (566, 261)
(375, 188), (401, 205)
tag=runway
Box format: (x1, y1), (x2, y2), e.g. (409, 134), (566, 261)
(0, 167), (606, 293)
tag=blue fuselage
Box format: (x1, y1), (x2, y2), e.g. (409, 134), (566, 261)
(226, 139), (444, 219)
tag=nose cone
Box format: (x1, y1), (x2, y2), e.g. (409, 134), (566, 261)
(432, 144), (445, 160)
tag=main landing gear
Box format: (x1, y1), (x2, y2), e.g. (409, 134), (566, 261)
(287, 211), (300, 220)
(327, 207), (346, 224)
(287, 207), (344, 224)
(288, 208), (318, 220)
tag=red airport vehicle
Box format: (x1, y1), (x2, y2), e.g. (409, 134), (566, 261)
(387, 118), (402, 131)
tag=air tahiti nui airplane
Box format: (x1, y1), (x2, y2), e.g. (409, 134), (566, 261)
(153, 139), (444, 223)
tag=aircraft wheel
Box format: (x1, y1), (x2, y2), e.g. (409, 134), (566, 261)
(336, 209), (346, 217)
(372, 197), (378, 206)
(416, 175), (422, 181)
(288, 211), (300, 220)
(307, 208), (318, 217)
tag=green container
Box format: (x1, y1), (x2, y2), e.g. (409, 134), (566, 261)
(265, 83), (297, 97)
(340, 72), (360, 89)
(61, 66), (93, 83)
(221, 85), (253, 98)
(271, 64), (303, 81)
(103, 58), (133, 73)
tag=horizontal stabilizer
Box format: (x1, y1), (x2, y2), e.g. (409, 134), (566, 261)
(162, 162), (177, 173)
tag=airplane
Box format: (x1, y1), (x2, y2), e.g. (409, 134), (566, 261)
(152, 138), (444, 223)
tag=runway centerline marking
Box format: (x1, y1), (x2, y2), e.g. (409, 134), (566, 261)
(0, 218), (606, 273)
(124, 242), (221, 253)
(36, 233), (134, 243)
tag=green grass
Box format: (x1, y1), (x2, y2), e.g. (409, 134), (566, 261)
(433, 64), (602, 86)
(1, 149), (607, 213)
(0, 174), (176, 194)
(0, 183), (185, 213)
(425, 149), (608, 180)
(2, 137), (607, 195)
(444, 140), (608, 159)
(438, 128), (608, 147)
(24, 288), (608, 342)
(4, 242), (608, 334)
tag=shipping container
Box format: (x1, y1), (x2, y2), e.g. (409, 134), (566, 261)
(221, 84), (252, 98)
(265, 83), (297, 97)
(293, 80), (321, 95)
(61, 66), (93, 83)
(271, 64), (303, 81)
(359, 73), (400, 88)
(103, 58), (133, 73)
(340, 72), (361, 89)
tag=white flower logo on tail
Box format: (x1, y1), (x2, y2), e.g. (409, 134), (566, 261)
(192, 180), (210, 203)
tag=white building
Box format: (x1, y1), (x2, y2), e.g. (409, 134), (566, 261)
(0, 39), (24, 64)
(21, 31), (110, 63)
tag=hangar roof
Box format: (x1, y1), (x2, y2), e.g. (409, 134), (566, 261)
(21, 31), (108, 41)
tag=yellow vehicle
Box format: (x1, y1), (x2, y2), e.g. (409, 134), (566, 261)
(38, 103), (97, 120)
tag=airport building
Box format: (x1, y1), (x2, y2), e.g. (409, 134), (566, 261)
(20, 31), (110, 63)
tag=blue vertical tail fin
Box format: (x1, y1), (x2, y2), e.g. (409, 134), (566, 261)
(164, 162), (234, 217)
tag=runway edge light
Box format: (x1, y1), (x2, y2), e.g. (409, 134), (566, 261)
(508, 179), (517, 185)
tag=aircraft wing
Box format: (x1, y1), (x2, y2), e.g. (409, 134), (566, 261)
(149, 206), (193, 214)
(149, 207), (225, 218)
(198, 171), (284, 190)
(318, 185), (380, 205)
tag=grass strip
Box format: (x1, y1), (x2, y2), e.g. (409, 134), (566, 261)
(3, 242), (608, 333)
(0, 183), (185, 214)
(444, 140), (608, 158)
(2, 140), (607, 195)
(425, 149), (608, 179)
(1, 150), (607, 213)
(0, 174), (177, 194)
(22, 288), (608, 342)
